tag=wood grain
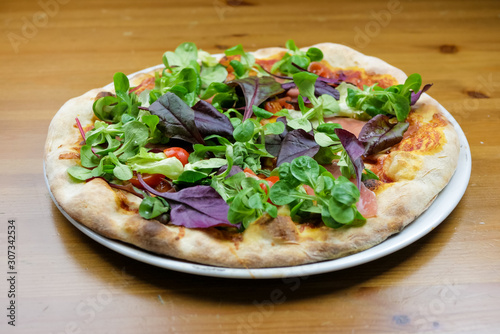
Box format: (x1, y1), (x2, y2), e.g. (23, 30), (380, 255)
(1, 0), (499, 333)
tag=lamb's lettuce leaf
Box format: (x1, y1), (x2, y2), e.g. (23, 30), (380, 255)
(127, 148), (184, 180)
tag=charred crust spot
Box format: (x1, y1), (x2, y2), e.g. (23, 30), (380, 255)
(232, 233), (243, 250)
(232, 232), (243, 243)
(175, 226), (185, 241)
(59, 152), (80, 159)
(199, 227), (225, 239)
(387, 203), (410, 222)
(439, 44), (458, 54)
(466, 90), (489, 99)
(256, 215), (299, 242)
(139, 219), (165, 240)
(298, 225), (306, 233)
(298, 220), (322, 233)
(231, 33), (248, 37)
(201, 227), (243, 243)
(363, 178), (383, 191)
(155, 214), (170, 225)
(115, 191), (139, 214)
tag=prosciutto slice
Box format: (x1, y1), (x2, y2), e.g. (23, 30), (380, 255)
(325, 117), (367, 137)
(356, 182), (378, 218)
(323, 163), (378, 218)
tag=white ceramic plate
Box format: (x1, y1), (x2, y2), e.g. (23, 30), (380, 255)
(45, 65), (471, 279)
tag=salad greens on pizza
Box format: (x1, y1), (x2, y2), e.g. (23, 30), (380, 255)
(67, 40), (431, 231)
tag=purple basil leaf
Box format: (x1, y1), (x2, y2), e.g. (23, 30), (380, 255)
(265, 117), (288, 157)
(336, 72), (348, 83)
(410, 83), (433, 105)
(141, 178), (236, 228)
(216, 165), (244, 178)
(228, 76), (284, 120)
(335, 128), (365, 189)
(264, 135), (283, 157)
(276, 129), (320, 166)
(160, 186), (235, 228)
(358, 114), (409, 156)
(314, 80), (340, 100)
(280, 81), (339, 101)
(192, 100), (234, 139)
(149, 92), (205, 145)
(281, 82), (296, 91)
(317, 76), (343, 84)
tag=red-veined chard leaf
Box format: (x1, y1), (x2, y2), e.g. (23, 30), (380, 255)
(335, 128), (365, 189)
(314, 80), (340, 100)
(276, 129), (320, 166)
(75, 117), (86, 144)
(216, 165), (244, 178)
(149, 92), (205, 145)
(192, 100), (234, 139)
(280, 80), (340, 101)
(137, 174), (236, 228)
(358, 114), (409, 156)
(265, 117), (288, 157)
(410, 83), (433, 105)
(227, 76), (284, 121)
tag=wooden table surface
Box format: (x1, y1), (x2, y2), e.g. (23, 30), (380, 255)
(1, 0), (499, 333)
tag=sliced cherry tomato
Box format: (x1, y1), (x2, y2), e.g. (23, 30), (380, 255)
(244, 167), (257, 176)
(264, 98), (294, 113)
(163, 147), (189, 166)
(259, 176), (280, 204)
(265, 176), (279, 187)
(308, 62), (331, 78)
(259, 176), (280, 193)
(264, 100), (282, 113)
(129, 173), (165, 188)
(278, 97), (294, 110)
(303, 184), (315, 196)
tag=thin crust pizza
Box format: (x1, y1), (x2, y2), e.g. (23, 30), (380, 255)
(44, 41), (460, 268)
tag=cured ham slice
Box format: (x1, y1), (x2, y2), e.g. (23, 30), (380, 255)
(325, 117), (367, 137)
(356, 182), (378, 218)
(323, 162), (342, 178)
(323, 163), (378, 218)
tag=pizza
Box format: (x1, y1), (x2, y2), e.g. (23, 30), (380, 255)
(44, 41), (460, 268)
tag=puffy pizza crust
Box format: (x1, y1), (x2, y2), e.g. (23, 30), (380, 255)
(44, 43), (460, 268)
